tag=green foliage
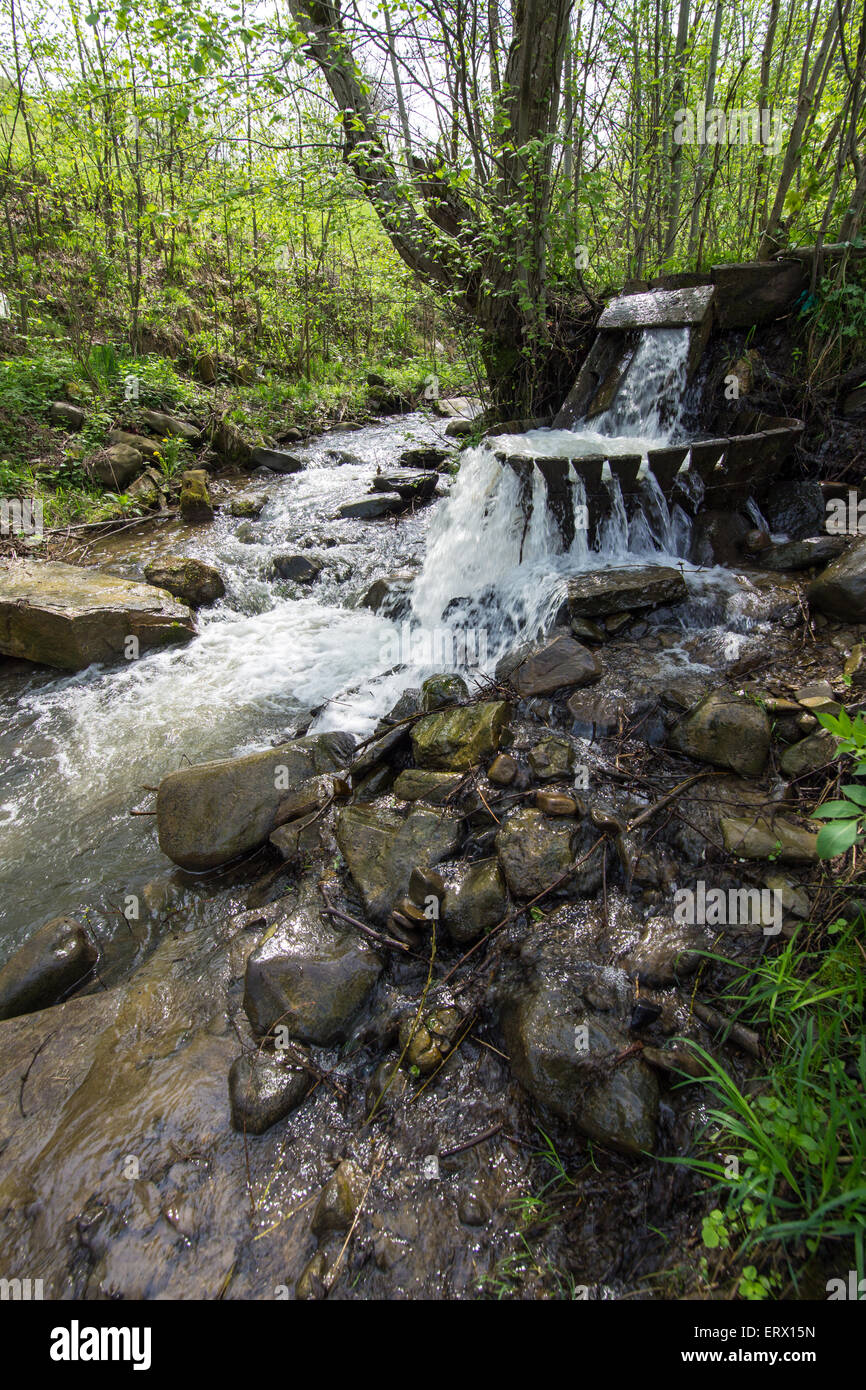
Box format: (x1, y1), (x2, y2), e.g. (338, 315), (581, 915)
(809, 709), (866, 858)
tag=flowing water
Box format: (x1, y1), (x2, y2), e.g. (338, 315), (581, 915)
(0, 330), (778, 954)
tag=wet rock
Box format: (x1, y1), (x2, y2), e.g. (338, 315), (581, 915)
(528, 737), (575, 780)
(371, 470), (438, 500)
(691, 511), (751, 567)
(141, 409), (199, 441)
(510, 635), (601, 697)
(269, 553), (323, 584)
(337, 494), (404, 520)
(488, 753), (518, 785)
(444, 418), (475, 438)
(359, 571), (416, 616)
(407, 866), (446, 911)
(144, 555), (225, 607)
(794, 681), (840, 715)
(157, 732), (353, 871)
(252, 446), (304, 474)
(669, 690), (771, 776)
(228, 495), (266, 518)
(0, 917), (97, 1021)
(623, 919), (707, 987)
(228, 1050), (311, 1134)
(93, 443), (145, 489)
(411, 701), (511, 771)
(496, 808), (582, 899)
(0, 560), (195, 670)
(399, 446), (452, 470)
(243, 888), (382, 1043)
(392, 769), (465, 804)
(311, 1160), (367, 1237)
(500, 981), (658, 1157)
(779, 730), (835, 778)
(759, 537), (847, 572)
(762, 480), (825, 539)
(179, 469), (214, 524)
(365, 1058), (410, 1113)
(615, 833), (668, 888)
(535, 791), (578, 816)
(49, 400), (85, 430)
(335, 805), (460, 923)
(442, 859), (507, 943)
(420, 672), (468, 710)
(296, 1250), (330, 1300)
(561, 565), (687, 618)
(398, 1007), (462, 1074)
(721, 815), (819, 862)
(807, 537), (866, 621)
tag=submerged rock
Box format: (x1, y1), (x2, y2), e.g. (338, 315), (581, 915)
(335, 804), (461, 922)
(157, 732), (354, 870)
(228, 1049), (311, 1134)
(669, 690), (771, 776)
(411, 701), (511, 770)
(0, 560), (195, 670)
(143, 555), (225, 607)
(0, 917), (97, 1021)
(269, 553), (324, 584)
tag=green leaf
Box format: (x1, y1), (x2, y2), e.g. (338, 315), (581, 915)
(816, 818), (862, 858)
(810, 799), (861, 819)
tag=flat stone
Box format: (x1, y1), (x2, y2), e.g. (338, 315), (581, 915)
(0, 917), (97, 1021)
(721, 815), (819, 863)
(511, 636), (601, 697)
(392, 769), (465, 804)
(371, 471), (438, 500)
(535, 791), (578, 816)
(337, 494), (404, 519)
(563, 566), (687, 618)
(0, 560), (195, 670)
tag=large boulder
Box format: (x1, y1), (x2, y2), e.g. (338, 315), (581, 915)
(143, 555), (225, 607)
(669, 690), (771, 776)
(0, 560), (196, 670)
(243, 883), (382, 1042)
(807, 537), (866, 621)
(335, 804), (461, 923)
(141, 409), (199, 441)
(251, 447), (304, 474)
(269, 553), (323, 584)
(561, 566), (687, 618)
(0, 917), (97, 1022)
(411, 701), (511, 770)
(157, 732), (354, 871)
